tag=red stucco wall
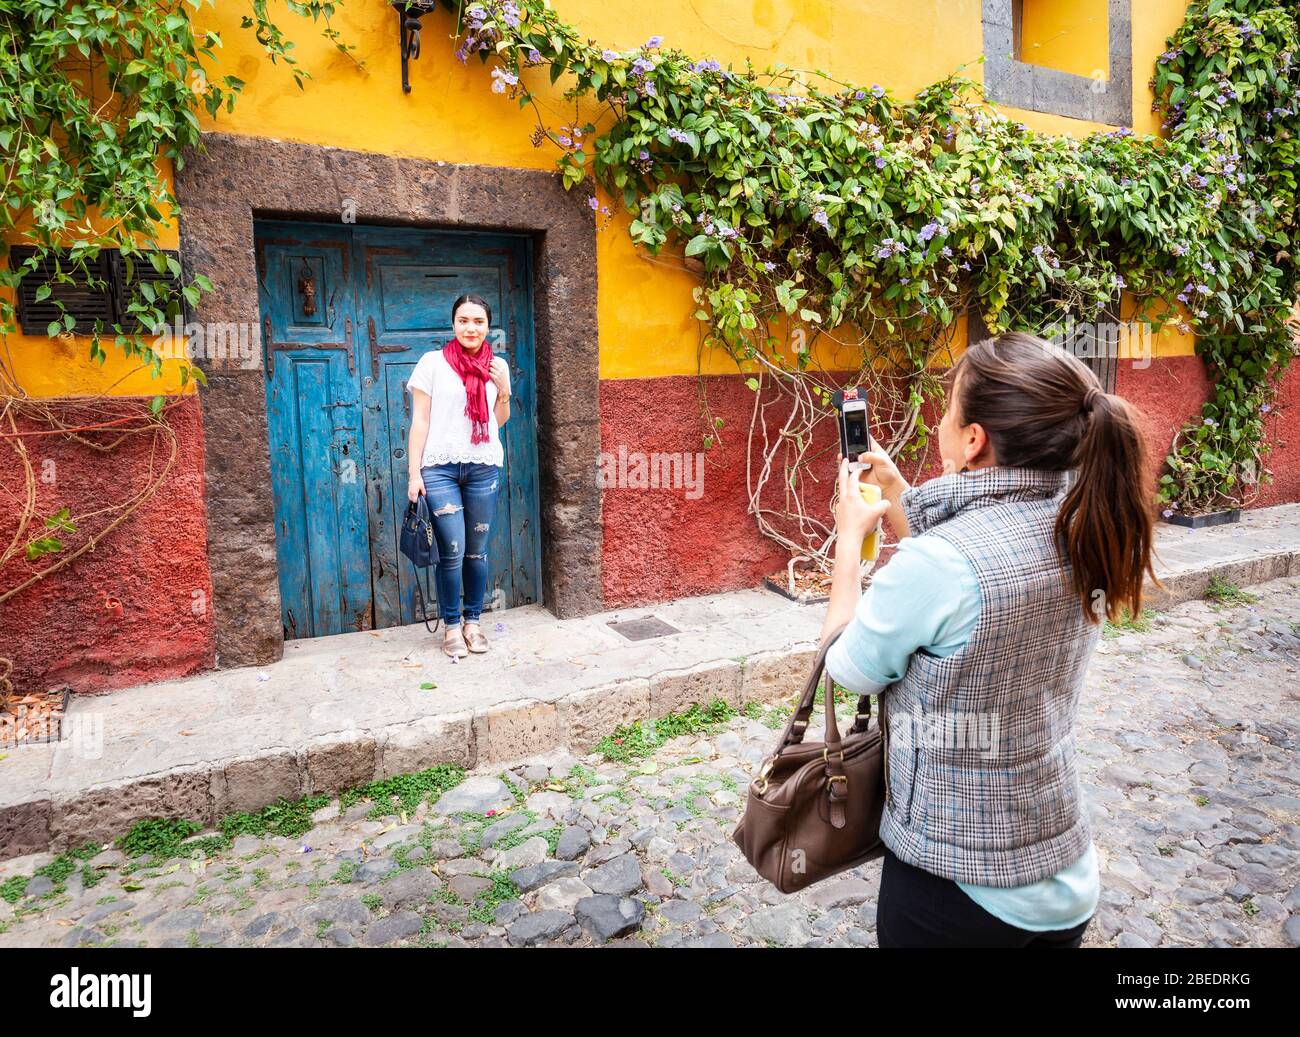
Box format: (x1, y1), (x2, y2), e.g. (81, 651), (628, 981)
(0, 395), (215, 695)
(602, 356), (1300, 609)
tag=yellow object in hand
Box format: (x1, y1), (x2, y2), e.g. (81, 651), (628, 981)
(860, 480), (882, 561)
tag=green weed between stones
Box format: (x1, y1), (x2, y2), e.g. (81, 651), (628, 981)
(0, 843), (100, 903)
(1205, 576), (1260, 608)
(467, 871), (519, 926)
(341, 764), (466, 819)
(596, 699), (738, 762)
(1102, 607), (1157, 638)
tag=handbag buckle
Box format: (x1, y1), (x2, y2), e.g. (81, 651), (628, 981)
(754, 757), (775, 795)
(826, 773), (848, 794)
(822, 746), (843, 764)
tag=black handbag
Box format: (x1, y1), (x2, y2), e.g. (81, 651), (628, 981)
(399, 494), (440, 633)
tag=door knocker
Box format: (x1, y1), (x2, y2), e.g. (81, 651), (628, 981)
(297, 259), (318, 318)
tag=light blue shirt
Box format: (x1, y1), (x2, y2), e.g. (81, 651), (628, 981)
(825, 535), (1099, 932)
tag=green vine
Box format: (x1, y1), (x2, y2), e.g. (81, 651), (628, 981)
(0, 0), (355, 382)
(450, 0), (1298, 523)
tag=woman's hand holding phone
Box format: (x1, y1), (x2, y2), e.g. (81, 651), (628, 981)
(834, 458), (892, 545)
(849, 436), (909, 504)
(837, 437), (912, 542)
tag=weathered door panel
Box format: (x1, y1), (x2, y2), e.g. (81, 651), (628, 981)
(256, 227), (370, 638)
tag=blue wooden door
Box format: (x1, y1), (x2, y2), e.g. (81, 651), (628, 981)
(257, 221), (541, 640)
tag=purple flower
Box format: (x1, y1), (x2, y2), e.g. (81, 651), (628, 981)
(919, 220), (943, 242)
(638, 148), (650, 161)
(631, 57), (656, 76)
(1032, 244), (1045, 256)
(854, 90), (866, 100)
(1162, 509), (1174, 518)
(667, 128), (690, 144)
(940, 245), (953, 258)
(1114, 274), (1127, 290)
(602, 49), (619, 61)
(762, 261), (776, 272)
(812, 209), (830, 231)
(1261, 404), (1272, 414)
(588, 196), (599, 210)
(1171, 243), (1188, 257)
(875, 156), (886, 169)
(490, 67), (518, 93)
(874, 238), (905, 260)
(871, 84), (885, 98)
(645, 35), (663, 50)
(527, 48), (541, 64)
(558, 135), (572, 147)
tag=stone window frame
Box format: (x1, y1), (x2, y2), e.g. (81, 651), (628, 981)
(175, 133), (603, 667)
(983, 0), (1133, 126)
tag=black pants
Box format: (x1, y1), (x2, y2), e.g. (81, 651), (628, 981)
(876, 847), (1092, 948)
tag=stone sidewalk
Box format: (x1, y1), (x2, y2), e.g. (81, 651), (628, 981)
(1, 573), (1296, 948)
(2, 502), (1299, 862)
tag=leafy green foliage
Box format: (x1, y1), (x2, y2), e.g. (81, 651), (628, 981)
(454, 0), (1298, 509)
(0, 0), (351, 375)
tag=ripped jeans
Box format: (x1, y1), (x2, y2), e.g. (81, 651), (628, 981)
(419, 462), (499, 627)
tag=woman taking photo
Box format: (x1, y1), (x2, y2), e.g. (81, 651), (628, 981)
(822, 331), (1157, 948)
(407, 293), (512, 658)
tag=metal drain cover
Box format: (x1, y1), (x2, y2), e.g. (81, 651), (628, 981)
(607, 616), (682, 641)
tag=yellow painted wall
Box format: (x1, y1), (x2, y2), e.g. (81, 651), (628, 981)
(3, 0), (1196, 397)
(1019, 0), (1109, 80)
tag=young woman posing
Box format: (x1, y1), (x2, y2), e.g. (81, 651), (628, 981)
(406, 293), (512, 658)
(822, 332), (1157, 948)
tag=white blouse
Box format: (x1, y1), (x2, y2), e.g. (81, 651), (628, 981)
(407, 348), (505, 468)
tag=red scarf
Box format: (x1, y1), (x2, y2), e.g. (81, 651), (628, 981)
(442, 338), (494, 444)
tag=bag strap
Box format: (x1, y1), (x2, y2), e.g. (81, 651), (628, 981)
(775, 624), (874, 751)
(411, 563), (440, 634)
(766, 623), (876, 829)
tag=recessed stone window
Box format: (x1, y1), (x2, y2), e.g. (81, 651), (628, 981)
(984, 0), (1132, 126)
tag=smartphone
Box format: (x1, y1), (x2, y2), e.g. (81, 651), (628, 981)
(832, 387), (881, 562)
(832, 387), (871, 461)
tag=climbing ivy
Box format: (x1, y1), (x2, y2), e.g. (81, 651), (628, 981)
(0, 0), (355, 385)
(449, 0), (1298, 516)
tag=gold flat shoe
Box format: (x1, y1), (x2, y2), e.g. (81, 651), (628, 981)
(443, 627), (468, 658)
(463, 625), (489, 653)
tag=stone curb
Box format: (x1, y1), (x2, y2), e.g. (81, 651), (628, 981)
(1143, 548), (1300, 610)
(1, 646), (818, 860)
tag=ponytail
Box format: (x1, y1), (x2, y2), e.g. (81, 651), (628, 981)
(955, 333), (1160, 624)
(1054, 391), (1159, 624)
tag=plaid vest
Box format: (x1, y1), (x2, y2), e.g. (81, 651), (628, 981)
(877, 466), (1098, 887)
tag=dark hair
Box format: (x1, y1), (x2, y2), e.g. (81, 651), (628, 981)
(952, 332), (1159, 624)
(451, 293), (492, 327)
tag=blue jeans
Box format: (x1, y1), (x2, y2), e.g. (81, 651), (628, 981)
(419, 462), (499, 626)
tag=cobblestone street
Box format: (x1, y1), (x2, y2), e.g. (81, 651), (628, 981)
(2, 576), (1297, 949)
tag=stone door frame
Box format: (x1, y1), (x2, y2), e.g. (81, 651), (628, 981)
(175, 133), (602, 667)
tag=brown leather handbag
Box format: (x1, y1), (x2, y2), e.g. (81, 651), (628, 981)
(732, 624), (888, 894)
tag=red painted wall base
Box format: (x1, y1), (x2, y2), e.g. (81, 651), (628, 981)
(0, 396), (215, 695)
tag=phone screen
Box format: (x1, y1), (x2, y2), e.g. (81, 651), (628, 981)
(845, 408), (868, 449)
(841, 401), (870, 456)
